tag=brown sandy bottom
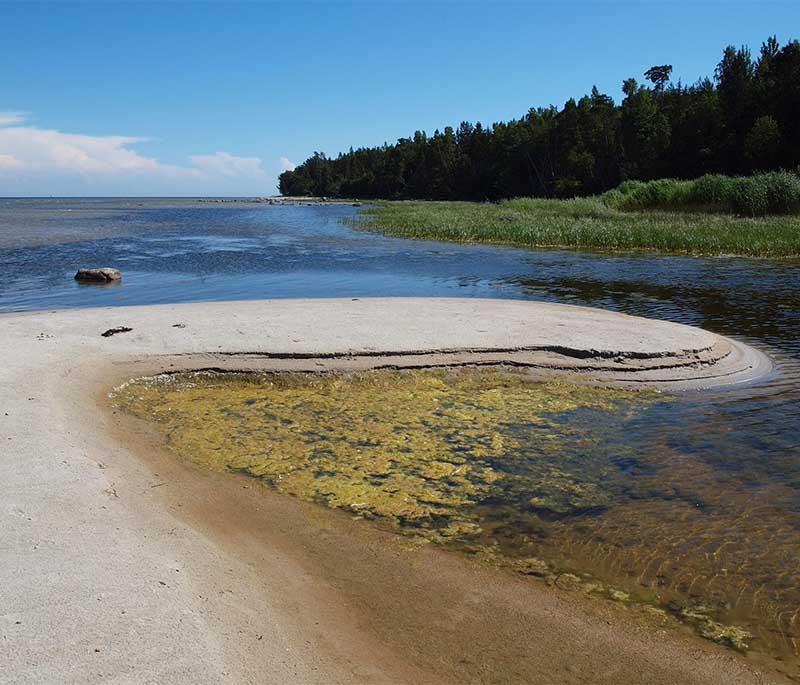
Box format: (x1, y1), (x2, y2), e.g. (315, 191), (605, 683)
(108, 366), (795, 684)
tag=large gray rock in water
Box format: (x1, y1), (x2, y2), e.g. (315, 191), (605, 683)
(74, 268), (122, 283)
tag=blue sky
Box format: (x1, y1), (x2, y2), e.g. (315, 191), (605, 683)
(2, 0), (798, 196)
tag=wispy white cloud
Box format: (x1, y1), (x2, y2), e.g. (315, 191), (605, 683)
(0, 111), (26, 127)
(0, 112), (275, 195)
(0, 125), (188, 177)
(189, 151), (268, 178)
(0, 154), (22, 169)
(280, 156), (296, 172)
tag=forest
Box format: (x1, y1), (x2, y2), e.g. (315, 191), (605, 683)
(279, 36), (800, 201)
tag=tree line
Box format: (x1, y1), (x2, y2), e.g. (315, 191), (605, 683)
(279, 36), (800, 201)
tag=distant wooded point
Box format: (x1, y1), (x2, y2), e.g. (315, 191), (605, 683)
(279, 36), (800, 201)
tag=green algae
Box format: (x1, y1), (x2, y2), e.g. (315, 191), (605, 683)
(111, 367), (756, 656)
(113, 368), (647, 543)
(673, 603), (753, 651)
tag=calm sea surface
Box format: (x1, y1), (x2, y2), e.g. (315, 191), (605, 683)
(2, 198), (799, 674)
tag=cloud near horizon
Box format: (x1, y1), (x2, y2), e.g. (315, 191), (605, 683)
(0, 111), (278, 195)
(189, 151), (268, 179)
(0, 111), (26, 127)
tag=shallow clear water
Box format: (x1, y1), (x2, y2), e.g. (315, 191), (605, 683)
(4, 198), (800, 674)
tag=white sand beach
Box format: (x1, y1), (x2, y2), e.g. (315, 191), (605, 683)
(0, 298), (780, 684)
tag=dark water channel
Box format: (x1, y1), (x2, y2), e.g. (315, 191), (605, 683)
(2, 198), (799, 675)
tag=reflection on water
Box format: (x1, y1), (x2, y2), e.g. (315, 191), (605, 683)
(114, 368), (799, 674)
(3, 198), (800, 677)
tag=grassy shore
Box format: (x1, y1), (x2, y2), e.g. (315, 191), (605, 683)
(354, 196), (800, 258)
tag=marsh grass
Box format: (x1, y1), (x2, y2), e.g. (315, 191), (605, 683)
(603, 172), (800, 216)
(354, 193), (800, 258)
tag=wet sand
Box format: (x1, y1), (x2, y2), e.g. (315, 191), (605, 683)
(0, 298), (781, 683)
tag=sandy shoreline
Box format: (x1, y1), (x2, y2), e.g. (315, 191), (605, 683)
(0, 298), (782, 683)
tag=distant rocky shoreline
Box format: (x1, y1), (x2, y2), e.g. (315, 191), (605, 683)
(198, 196), (362, 206)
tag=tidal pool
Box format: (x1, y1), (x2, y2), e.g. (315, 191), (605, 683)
(113, 367), (800, 673)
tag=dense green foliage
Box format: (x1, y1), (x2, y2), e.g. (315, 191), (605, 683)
(353, 198), (800, 258)
(602, 171), (800, 216)
(281, 36), (800, 201)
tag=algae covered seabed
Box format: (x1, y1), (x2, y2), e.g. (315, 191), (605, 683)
(113, 367), (800, 673)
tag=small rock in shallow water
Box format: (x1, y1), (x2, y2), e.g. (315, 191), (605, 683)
(75, 268), (121, 283)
